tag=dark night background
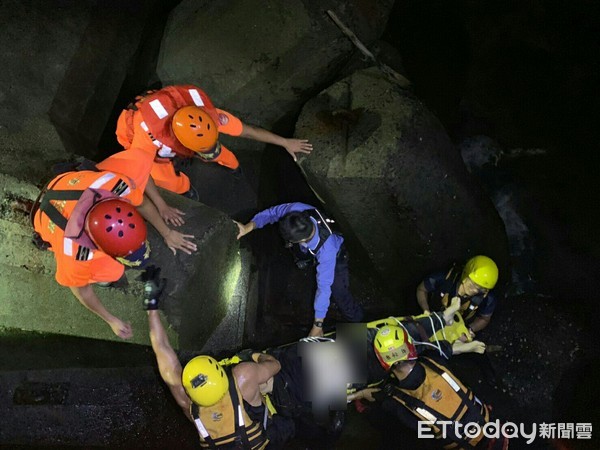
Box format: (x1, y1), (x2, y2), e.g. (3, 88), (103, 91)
(0, 0), (599, 449)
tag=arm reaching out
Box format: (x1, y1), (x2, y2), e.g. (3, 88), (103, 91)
(70, 285), (132, 339)
(145, 176), (186, 227)
(239, 123), (313, 161)
(148, 310), (192, 419)
(234, 220), (256, 239)
(137, 195), (197, 255)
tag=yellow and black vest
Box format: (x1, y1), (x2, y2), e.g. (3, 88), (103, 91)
(190, 374), (268, 450)
(388, 357), (490, 449)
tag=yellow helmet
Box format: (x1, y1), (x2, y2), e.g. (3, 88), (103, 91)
(462, 255), (498, 290)
(373, 325), (417, 370)
(181, 356), (228, 406)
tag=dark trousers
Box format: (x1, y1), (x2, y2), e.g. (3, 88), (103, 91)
(331, 247), (364, 322)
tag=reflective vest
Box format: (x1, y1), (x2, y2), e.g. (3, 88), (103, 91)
(387, 357), (491, 449)
(33, 170), (132, 258)
(190, 374), (269, 450)
(133, 85), (219, 159)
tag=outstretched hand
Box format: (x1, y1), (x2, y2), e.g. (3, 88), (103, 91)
(234, 220), (255, 240)
(158, 204), (185, 227)
(109, 318), (133, 339)
(284, 138), (313, 161)
(164, 229), (196, 255)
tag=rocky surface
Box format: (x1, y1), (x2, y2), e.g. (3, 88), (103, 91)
(158, 0), (395, 131)
(0, 173), (245, 351)
(296, 68), (510, 303)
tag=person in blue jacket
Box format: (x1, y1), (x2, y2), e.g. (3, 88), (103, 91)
(235, 202), (363, 337)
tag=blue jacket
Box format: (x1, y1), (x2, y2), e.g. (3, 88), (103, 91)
(251, 202), (343, 319)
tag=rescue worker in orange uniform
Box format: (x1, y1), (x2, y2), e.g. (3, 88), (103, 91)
(143, 266), (294, 449)
(116, 85), (313, 196)
(33, 149), (197, 339)
(351, 325), (508, 450)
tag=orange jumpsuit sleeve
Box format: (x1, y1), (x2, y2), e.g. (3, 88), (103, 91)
(215, 108), (244, 137)
(54, 249), (124, 287)
(96, 148), (155, 205)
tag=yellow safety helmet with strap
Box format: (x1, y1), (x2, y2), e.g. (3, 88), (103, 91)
(373, 325), (418, 370)
(462, 255), (498, 290)
(182, 355), (228, 406)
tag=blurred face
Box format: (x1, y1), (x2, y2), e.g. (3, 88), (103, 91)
(291, 223), (316, 244)
(462, 277), (489, 297)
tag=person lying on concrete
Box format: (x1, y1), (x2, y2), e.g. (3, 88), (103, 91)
(32, 150), (196, 339)
(350, 325), (508, 450)
(143, 266), (295, 449)
(417, 255), (500, 338)
(351, 300), (487, 393)
(116, 84), (313, 198)
(235, 203), (364, 337)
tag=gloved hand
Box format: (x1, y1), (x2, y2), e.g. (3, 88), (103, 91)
(139, 265), (166, 310)
(235, 348), (256, 362)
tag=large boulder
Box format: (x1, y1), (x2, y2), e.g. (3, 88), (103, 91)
(0, 174), (244, 350)
(296, 68), (510, 302)
(157, 0), (395, 130)
(0, 0), (159, 182)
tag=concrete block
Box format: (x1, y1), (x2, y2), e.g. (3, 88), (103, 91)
(0, 174), (246, 351)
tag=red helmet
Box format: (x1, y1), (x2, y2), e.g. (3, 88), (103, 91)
(85, 199), (147, 257)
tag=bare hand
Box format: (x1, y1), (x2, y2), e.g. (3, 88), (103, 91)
(109, 318), (133, 339)
(308, 325), (324, 338)
(361, 388), (381, 402)
(164, 229), (197, 255)
(234, 220), (254, 240)
(443, 297), (462, 324)
(159, 205), (185, 227)
(284, 138), (313, 161)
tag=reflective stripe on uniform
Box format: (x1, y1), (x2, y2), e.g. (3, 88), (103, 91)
(140, 120), (166, 150)
(149, 99), (169, 119)
(89, 173), (116, 189)
(189, 89), (205, 107)
(416, 407), (438, 423)
(64, 238), (73, 256)
(193, 417), (210, 439)
(157, 144), (176, 158)
(441, 372), (461, 392)
(238, 404), (245, 426)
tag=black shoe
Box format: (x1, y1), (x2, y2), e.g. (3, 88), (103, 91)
(181, 185), (199, 201)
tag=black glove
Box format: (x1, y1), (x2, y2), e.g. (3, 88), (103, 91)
(139, 265), (166, 310)
(235, 348), (256, 362)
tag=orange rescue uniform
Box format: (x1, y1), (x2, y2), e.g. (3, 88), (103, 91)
(33, 149), (153, 287)
(116, 85), (244, 194)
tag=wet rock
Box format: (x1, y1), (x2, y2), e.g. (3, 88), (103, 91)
(296, 68), (509, 299)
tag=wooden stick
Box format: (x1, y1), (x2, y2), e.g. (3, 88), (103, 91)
(326, 10), (411, 88)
